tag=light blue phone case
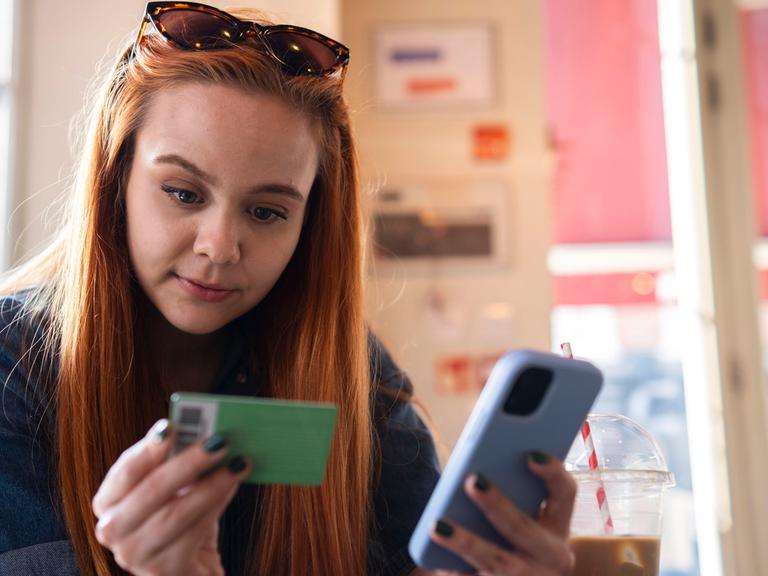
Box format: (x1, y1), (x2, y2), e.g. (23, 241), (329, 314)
(408, 349), (603, 572)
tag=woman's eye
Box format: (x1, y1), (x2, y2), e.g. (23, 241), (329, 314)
(251, 207), (288, 223)
(162, 185), (201, 205)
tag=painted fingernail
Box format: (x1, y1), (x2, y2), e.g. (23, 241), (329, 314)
(151, 420), (171, 444)
(227, 455), (246, 474)
(530, 451), (550, 464)
(473, 473), (490, 492)
(435, 519), (454, 537)
(203, 433), (227, 453)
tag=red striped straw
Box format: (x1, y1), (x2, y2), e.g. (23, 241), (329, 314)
(560, 342), (615, 534)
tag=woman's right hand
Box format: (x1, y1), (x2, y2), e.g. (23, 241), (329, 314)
(91, 419), (250, 576)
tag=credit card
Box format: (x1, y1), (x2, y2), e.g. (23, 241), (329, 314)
(169, 392), (337, 486)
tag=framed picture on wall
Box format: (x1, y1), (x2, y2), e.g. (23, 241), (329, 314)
(373, 22), (495, 109)
(371, 179), (510, 267)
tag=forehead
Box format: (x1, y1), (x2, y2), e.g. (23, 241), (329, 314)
(135, 83), (319, 183)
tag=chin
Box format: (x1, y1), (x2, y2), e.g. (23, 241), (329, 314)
(164, 309), (235, 336)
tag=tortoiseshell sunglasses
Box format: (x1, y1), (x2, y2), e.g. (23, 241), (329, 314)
(130, 1), (350, 79)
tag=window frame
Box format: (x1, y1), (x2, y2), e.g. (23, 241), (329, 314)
(666, 0), (768, 573)
(546, 1), (768, 573)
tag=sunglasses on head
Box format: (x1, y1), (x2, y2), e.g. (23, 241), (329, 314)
(130, 2), (350, 79)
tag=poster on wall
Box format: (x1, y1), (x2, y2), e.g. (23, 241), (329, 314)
(372, 179), (510, 266)
(373, 23), (495, 109)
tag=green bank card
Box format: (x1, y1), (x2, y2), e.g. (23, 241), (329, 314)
(169, 392), (337, 486)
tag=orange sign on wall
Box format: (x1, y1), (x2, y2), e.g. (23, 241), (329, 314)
(473, 124), (511, 161)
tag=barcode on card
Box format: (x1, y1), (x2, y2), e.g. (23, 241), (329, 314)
(171, 398), (218, 455)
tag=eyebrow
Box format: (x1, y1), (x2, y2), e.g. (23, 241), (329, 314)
(153, 153), (306, 203)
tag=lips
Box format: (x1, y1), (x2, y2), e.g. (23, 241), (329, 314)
(176, 274), (236, 303)
(183, 277), (229, 291)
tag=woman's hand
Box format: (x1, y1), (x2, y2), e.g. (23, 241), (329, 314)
(91, 419), (250, 576)
(416, 453), (577, 576)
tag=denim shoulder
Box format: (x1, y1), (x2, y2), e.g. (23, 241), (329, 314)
(367, 331), (441, 576)
(368, 331), (415, 420)
(0, 290), (55, 427)
(0, 289), (66, 554)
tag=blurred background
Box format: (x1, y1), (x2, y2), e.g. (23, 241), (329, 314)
(2, 1), (768, 575)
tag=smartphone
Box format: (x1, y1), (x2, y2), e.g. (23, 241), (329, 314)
(169, 392), (337, 486)
(408, 349), (603, 572)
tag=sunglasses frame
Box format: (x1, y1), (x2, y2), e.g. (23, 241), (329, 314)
(130, 1), (350, 79)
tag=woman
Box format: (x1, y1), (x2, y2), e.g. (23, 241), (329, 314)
(0, 3), (576, 575)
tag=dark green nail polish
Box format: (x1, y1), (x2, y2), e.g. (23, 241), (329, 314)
(228, 455), (246, 474)
(473, 473), (490, 492)
(530, 451), (550, 464)
(203, 434), (227, 453)
(435, 519), (454, 538)
(152, 420), (170, 444)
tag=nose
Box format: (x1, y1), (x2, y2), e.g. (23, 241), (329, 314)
(193, 210), (241, 265)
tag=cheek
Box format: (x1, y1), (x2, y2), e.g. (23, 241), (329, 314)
(125, 189), (186, 276)
(244, 226), (304, 290)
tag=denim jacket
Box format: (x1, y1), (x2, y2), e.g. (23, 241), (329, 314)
(0, 292), (440, 575)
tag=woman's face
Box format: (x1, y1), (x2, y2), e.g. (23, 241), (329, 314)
(124, 83), (319, 335)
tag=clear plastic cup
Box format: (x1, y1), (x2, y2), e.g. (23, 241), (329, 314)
(565, 413), (675, 576)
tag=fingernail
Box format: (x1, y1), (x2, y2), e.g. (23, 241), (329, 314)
(473, 473), (490, 492)
(227, 455), (246, 474)
(435, 519), (454, 538)
(151, 420), (171, 444)
(530, 451), (550, 464)
(203, 433), (227, 453)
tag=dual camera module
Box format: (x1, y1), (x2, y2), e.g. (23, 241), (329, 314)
(502, 367), (553, 416)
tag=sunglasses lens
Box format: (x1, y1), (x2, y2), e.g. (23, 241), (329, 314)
(157, 9), (239, 49)
(266, 32), (340, 75)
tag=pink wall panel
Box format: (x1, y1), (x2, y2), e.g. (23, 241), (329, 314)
(554, 273), (660, 306)
(544, 0), (671, 243)
(741, 10), (768, 237)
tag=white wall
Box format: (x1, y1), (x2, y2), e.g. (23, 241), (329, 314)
(342, 0), (554, 448)
(10, 0), (339, 264)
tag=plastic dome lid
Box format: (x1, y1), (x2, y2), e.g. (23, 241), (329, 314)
(565, 413), (675, 487)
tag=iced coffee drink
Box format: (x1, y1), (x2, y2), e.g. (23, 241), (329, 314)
(566, 414), (674, 576)
(570, 535), (660, 576)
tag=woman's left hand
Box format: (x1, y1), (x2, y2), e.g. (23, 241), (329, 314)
(415, 452), (577, 576)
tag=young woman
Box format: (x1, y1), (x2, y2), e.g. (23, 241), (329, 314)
(0, 3), (577, 575)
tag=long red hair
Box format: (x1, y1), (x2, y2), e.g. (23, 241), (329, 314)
(1, 10), (371, 575)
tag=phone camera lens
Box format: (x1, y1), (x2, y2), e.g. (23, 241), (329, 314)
(503, 367), (553, 416)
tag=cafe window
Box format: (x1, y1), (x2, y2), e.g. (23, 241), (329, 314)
(543, 1), (714, 574)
